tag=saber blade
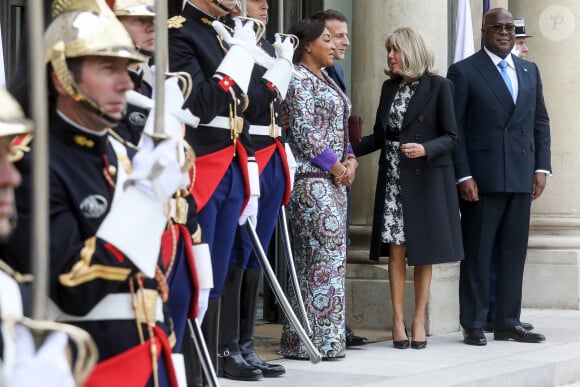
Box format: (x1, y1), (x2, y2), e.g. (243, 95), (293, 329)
(244, 219), (321, 364)
(278, 206), (312, 336)
(187, 319), (219, 387)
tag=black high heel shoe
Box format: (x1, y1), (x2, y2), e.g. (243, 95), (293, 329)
(411, 324), (427, 350)
(392, 322), (410, 349)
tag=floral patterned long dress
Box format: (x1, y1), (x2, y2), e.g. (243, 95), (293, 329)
(277, 64), (352, 359)
(381, 81), (419, 245)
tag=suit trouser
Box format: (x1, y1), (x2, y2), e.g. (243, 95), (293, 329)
(459, 192), (531, 330)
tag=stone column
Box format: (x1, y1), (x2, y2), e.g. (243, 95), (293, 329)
(509, 1), (580, 309)
(346, 0), (459, 335)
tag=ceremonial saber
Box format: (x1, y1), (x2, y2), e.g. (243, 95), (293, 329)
(278, 206), (312, 336)
(28, 0), (49, 321)
(154, 0), (168, 136)
(278, 0), (284, 32)
(240, 0), (247, 17)
(187, 319), (219, 387)
(244, 219), (321, 364)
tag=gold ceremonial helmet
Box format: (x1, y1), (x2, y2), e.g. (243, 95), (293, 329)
(45, 9), (146, 117)
(44, 10), (145, 64)
(50, 0), (116, 20)
(0, 88), (33, 138)
(112, 0), (155, 17)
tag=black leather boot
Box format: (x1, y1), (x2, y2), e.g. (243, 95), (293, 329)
(240, 268), (286, 377)
(200, 298), (221, 379)
(182, 322), (204, 387)
(219, 266), (262, 381)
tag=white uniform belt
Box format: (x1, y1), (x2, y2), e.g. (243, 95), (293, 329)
(249, 124), (281, 138)
(200, 116), (232, 130)
(54, 293), (164, 323)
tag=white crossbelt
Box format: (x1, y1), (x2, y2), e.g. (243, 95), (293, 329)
(199, 116), (231, 130)
(50, 293), (164, 322)
(249, 124), (281, 138)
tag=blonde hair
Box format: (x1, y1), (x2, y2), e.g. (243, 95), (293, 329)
(384, 27), (436, 80)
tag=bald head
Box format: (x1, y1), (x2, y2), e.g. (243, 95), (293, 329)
(482, 8), (515, 58)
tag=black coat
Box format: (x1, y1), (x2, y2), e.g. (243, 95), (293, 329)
(353, 74), (463, 265)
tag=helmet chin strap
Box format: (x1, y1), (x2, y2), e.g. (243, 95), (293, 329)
(210, 0), (234, 13)
(72, 79), (122, 127)
(137, 45), (154, 58)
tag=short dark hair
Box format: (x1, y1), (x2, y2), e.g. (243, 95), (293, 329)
(311, 9), (348, 23)
(287, 18), (326, 64)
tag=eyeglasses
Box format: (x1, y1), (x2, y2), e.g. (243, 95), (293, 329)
(485, 24), (516, 33)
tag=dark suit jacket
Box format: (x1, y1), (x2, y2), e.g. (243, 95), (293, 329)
(353, 74), (463, 265)
(326, 64), (347, 94)
(447, 50), (551, 193)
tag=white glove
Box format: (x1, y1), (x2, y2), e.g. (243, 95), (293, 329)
(145, 67), (199, 130)
(233, 18), (257, 46)
(196, 288), (210, 324)
(212, 20), (275, 70)
(274, 33), (295, 64)
(238, 161), (260, 225)
(262, 34), (294, 98)
(11, 325), (75, 387)
(147, 75), (185, 139)
(129, 135), (184, 204)
(285, 143), (297, 191)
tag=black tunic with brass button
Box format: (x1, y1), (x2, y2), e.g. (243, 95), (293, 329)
(113, 68), (152, 147)
(168, 3), (254, 158)
(7, 112), (173, 362)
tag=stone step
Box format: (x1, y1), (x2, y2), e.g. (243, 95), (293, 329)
(221, 309), (580, 387)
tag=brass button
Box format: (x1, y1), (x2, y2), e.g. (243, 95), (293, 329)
(108, 165), (117, 176)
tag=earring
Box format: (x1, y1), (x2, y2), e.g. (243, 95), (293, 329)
(306, 48), (312, 53)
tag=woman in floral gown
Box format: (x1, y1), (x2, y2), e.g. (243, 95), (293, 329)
(278, 18), (357, 359)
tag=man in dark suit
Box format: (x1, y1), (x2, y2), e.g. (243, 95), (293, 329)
(485, 17), (535, 334)
(312, 9), (349, 93)
(447, 7), (550, 346)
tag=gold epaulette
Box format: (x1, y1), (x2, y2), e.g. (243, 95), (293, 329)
(168, 15), (186, 29)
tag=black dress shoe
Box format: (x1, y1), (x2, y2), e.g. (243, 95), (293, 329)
(243, 352), (286, 377)
(520, 321), (534, 331)
(462, 328), (487, 346)
(222, 352), (263, 381)
(484, 320), (534, 332)
(494, 325), (545, 343)
(346, 333), (370, 347)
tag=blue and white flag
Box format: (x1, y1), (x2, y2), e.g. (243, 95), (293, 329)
(453, 0), (475, 63)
